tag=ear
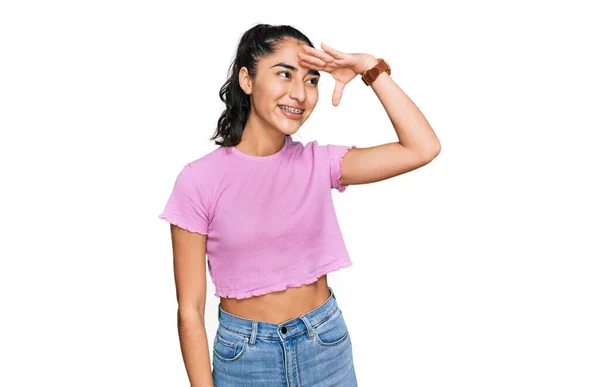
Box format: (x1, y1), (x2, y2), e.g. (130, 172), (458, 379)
(238, 66), (252, 95)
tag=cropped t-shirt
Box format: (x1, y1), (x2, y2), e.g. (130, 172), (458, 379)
(158, 134), (356, 299)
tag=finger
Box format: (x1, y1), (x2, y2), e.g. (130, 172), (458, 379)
(298, 58), (323, 73)
(332, 81), (345, 107)
(301, 44), (336, 64)
(298, 51), (336, 71)
(321, 43), (346, 60)
(299, 62), (326, 76)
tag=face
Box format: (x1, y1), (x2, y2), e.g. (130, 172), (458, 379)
(239, 38), (320, 135)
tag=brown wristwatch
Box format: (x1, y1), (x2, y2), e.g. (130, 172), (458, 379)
(361, 58), (391, 86)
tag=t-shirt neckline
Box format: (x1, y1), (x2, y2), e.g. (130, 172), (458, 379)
(230, 135), (289, 161)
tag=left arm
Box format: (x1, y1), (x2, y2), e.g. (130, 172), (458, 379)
(340, 55), (441, 187)
(299, 45), (442, 187)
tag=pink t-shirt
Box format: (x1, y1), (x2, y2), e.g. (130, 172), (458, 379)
(158, 134), (356, 299)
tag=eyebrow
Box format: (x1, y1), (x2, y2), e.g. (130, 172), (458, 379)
(271, 63), (320, 77)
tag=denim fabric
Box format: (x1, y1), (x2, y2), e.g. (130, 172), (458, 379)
(212, 286), (358, 386)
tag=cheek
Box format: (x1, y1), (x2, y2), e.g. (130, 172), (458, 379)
(307, 88), (319, 108)
(255, 83), (285, 106)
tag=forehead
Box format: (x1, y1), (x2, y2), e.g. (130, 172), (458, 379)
(261, 39), (304, 63)
(260, 39), (320, 76)
(269, 38), (305, 58)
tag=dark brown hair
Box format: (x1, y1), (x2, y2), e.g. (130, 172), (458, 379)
(210, 23), (315, 147)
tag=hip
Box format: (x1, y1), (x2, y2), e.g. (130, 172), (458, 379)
(212, 285), (358, 387)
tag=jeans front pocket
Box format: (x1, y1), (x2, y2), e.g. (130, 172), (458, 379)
(213, 325), (248, 362)
(313, 307), (349, 346)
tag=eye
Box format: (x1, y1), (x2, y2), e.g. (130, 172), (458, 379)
(278, 71), (319, 86)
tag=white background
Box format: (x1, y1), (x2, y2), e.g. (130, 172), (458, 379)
(1, 0), (599, 386)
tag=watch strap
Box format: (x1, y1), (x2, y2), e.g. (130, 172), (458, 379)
(361, 58), (391, 86)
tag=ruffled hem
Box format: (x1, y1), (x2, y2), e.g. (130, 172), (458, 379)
(158, 214), (208, 235)
(214, 258), (353, 299)
(336, 145), (356, 192)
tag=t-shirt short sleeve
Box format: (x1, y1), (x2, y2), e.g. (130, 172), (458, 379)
(158, 163), (211, 234)
(320, 143), (356, 193)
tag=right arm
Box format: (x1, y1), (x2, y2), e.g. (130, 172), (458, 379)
(170, 224), (214, 387)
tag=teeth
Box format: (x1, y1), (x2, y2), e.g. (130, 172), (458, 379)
(279, 105), (303, 114)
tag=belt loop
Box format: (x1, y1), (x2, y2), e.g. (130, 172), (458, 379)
(300, 315), (314, 339)
(329, 286), (336, 299)
(250, 321), (258, 346)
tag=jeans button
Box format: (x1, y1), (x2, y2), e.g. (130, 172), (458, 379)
(281, 326), (287, 334)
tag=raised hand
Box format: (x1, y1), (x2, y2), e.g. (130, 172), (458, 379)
(298, 42), (377, 106)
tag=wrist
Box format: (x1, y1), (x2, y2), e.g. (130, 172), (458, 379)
(361, 55), (379, 75)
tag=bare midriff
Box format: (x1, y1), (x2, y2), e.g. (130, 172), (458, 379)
(219, 276), (331, 325)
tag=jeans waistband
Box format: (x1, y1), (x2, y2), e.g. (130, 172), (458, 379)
(217, 286), (338, 342)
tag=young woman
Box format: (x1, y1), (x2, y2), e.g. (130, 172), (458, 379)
(159, 23), (440, 387)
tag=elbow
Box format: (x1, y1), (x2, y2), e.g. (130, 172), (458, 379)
(431, 142), (441, 158)
(421, 141), (441, 162)
(177, 305), (206, 321)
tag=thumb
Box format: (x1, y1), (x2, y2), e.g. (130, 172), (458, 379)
(332, 81), (346, 107)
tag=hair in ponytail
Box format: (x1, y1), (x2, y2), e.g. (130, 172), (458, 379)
(210, 23), (314, 146)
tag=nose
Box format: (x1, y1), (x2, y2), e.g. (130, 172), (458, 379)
(288, 77), (306, 103)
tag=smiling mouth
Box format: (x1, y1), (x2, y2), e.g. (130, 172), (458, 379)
(278, 105), (304, 114)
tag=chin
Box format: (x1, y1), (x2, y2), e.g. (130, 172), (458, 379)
(279, 128), (299, 136)
(274, 119), (305, 134)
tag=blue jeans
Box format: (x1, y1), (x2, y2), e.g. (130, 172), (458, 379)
(212, 286), (358, 386)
